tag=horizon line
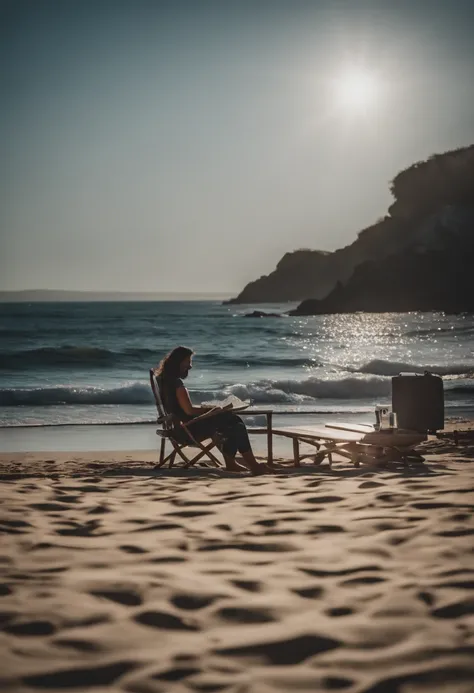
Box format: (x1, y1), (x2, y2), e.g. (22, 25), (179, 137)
(0, 289), (235, 302)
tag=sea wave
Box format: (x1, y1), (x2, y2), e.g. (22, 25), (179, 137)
(219, 377), (392, 402)
(0, 376), (391, 407)
(349, 359), (474, 378)
(0, 345), (321, 370)
(0, 346), (131, 369)
(1, 375), (472, 408)
(0, 383), (153, 406)
(2, 345), (472, 378)
(0, 345), (177, 370)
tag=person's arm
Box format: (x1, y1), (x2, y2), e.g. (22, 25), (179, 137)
(176, 385), (220, 417)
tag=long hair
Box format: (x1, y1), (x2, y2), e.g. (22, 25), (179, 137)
(155, 346), (194, 383)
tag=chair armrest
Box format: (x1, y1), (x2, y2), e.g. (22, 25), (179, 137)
(157, 414), (174, 426)
(184, 407), (223, 425)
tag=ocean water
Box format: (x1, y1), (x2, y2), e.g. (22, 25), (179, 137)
(0, 301), (473, 445)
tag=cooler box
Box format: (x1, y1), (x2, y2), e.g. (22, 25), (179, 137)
(392, 372), (444, 433)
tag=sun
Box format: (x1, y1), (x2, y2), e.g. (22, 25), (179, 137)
(333, 68), (378, 112)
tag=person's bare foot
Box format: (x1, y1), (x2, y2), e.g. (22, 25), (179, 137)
(225, 461), (248, 473)
(261, 463), (278, 474)
(250, 463), (272, 476)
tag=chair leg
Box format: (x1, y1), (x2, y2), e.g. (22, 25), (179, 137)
(205, 448), (222, 467)
(184, 441), (222, 469)
(184, 447), (209, 469)
(169, 451), (177, 468)
(314, 449), (328, 465)
(292, 438), (300, 467)
(180, 426), (222, 468)
(159, 437), (166, 465)
(173, 445), (192, 466)
(154, 440), (170, 469)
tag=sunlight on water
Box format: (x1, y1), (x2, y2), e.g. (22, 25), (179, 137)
(0, 302), (473, 428)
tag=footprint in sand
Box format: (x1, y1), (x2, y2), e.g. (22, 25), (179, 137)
(28, 502), (72, 511)
(165, 510), (214, 518)
(418, 591), (436, 606)
(293, 586), (324, 599)
(22, 661), (136, 689)
(326, 606), (353, 617)
(171, 593), (218, 610)
(64, 614), (111, 629)
(435, 580), (474, 590)
(436, 528), (474, 537)
(0, 519), (32, 534)
(306, 524), (345, 535)
(300, 565), (381, 578)
(231, 580), (263, 593)
(431, 598), (474, 619)
(53, 638), (101, 652)
(199, 540), (297, 553)
(341, 575), (386, 586)
(254, 519), (278, 527)
(135, 609), (199, 631)
(90, 589), (142, 607)
(3, 620), (56, 636)
(86, 504), (112, 514)
(152, 666), (201, 682)
(215, 633), (340, 666)
(119, 544), (148, 554)
(215, 606), (275, 624)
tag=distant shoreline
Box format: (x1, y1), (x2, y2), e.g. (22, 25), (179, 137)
(0, 290), (234, 302)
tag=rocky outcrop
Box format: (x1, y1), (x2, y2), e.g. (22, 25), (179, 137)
(242, 310), (282, 318)
(227, 144), (474, 306)
(290, 205), (474, 315)
(226, 250), (333, 304)
(226, 218), (411, 304)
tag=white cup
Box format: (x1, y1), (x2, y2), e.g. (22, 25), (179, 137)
(375, 404), (391, 430)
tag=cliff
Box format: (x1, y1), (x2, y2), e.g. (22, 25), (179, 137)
(226, 218), (408, 304)
(290, 237), (474, 315)
(226, 250), (333, 304)
(227, 143), (474, 306)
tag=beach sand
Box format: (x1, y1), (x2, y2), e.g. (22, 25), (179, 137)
(1, 422), (473, 692)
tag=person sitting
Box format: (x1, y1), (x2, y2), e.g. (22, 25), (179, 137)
(153, 346), (270, 475)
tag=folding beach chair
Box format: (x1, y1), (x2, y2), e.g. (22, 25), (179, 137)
(149, 369), (223, 468)
(270, 422), (427, 468)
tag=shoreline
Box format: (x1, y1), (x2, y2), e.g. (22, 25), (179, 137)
(2, 413), (473, 456)
(0, 419), (473, 478)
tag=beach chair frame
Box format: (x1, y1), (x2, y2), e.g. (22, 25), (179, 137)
(149, 369), (223, 469)
(271, 426), (427, 468)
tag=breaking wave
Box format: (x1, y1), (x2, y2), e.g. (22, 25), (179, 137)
(1, 375), (471, 408)
(0, 376), (391, 407)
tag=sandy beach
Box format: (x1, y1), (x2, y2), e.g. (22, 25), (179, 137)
(1, 423), (473, 693)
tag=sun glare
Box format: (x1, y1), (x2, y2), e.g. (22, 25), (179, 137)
(333, 68), (378, 112)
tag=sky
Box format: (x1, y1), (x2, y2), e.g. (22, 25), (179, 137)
(1, 0), (473, 294)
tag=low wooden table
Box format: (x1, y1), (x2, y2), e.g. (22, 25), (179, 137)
(238, 408), (274, 465)
(239, 408), (332, 467)
(238, 411), (426, 468)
